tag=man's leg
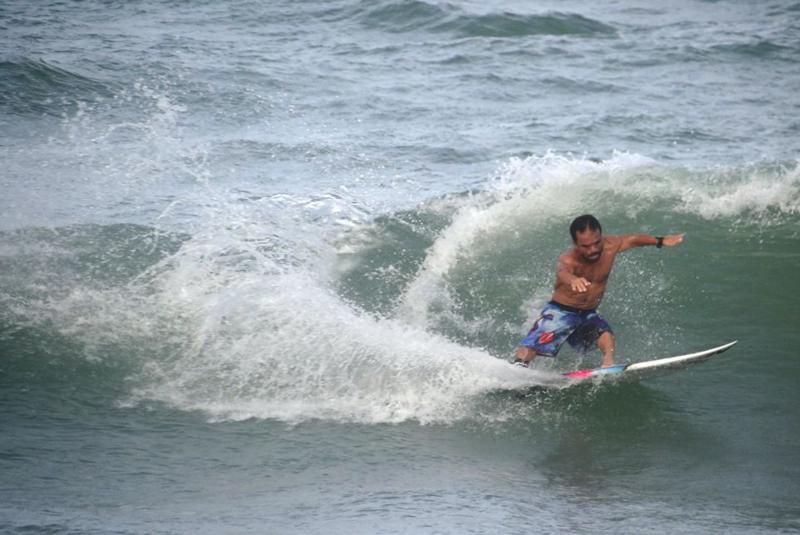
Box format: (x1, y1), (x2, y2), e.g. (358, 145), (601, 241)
(597, 331), (615, 367)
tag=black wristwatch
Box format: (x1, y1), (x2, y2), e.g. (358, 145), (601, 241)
(656, 236), (664, 248)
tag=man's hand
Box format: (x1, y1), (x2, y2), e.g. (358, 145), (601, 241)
(662, 233), (685, 247)
(571, 276), (591, 293)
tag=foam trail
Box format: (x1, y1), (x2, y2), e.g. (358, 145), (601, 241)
(129, 250), (547, 424)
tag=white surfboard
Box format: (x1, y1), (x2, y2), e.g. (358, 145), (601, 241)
(562, 341), (738, 383)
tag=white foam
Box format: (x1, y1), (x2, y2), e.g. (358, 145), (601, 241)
(129, 252), (547, 424)
(679, 163), (800, 220)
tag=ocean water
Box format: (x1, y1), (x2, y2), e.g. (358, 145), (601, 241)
(2, 0), (799, 533)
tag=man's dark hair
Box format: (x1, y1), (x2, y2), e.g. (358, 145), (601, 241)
(570, 214), (602, 241)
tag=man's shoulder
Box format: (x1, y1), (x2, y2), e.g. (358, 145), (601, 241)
(603, 236), (625, 254)
(559, 250), (579, 265)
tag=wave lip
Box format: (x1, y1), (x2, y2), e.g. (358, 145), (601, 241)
(359, 1), (617, 38)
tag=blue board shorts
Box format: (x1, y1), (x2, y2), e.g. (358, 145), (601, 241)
(519, 301), (612, 357)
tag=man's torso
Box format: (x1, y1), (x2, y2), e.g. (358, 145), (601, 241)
(552, 236), (622, 309)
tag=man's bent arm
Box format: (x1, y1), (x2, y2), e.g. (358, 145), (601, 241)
(556, 255), (591, 292)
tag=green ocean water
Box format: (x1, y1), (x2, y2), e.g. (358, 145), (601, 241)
(2, 1), (800, 533)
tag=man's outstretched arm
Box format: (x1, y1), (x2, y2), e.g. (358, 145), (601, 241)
(619, 233), (684, 252)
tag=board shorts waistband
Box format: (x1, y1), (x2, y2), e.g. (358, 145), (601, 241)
(548, 300), (596, 315)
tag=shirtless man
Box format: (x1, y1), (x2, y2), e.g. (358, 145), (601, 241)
(514, 214), (684, 368)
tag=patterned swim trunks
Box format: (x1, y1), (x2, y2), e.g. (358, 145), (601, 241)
(519, 301), (613, 357)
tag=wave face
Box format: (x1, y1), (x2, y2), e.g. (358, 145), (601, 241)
(3, 154), (799, 424)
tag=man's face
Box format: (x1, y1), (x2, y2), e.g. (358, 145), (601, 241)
(574, 228), (603, 262)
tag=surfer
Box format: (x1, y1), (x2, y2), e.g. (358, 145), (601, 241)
(514, 214), (684, 368)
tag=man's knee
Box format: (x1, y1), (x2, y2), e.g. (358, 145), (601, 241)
(516, 346), (536, 361)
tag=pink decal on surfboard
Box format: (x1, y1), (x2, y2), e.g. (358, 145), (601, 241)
(564, 369), (595, 378)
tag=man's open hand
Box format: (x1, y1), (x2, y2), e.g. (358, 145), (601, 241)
(663, 233), (685, 247)
(571, 277), (591, 293)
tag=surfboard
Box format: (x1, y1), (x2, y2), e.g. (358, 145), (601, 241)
(562, 341), (738, 384)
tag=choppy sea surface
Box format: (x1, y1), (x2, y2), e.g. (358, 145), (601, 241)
(2, 1), (799, 533)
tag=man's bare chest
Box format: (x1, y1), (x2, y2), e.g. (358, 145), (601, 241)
(573, 258), (614, 283)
